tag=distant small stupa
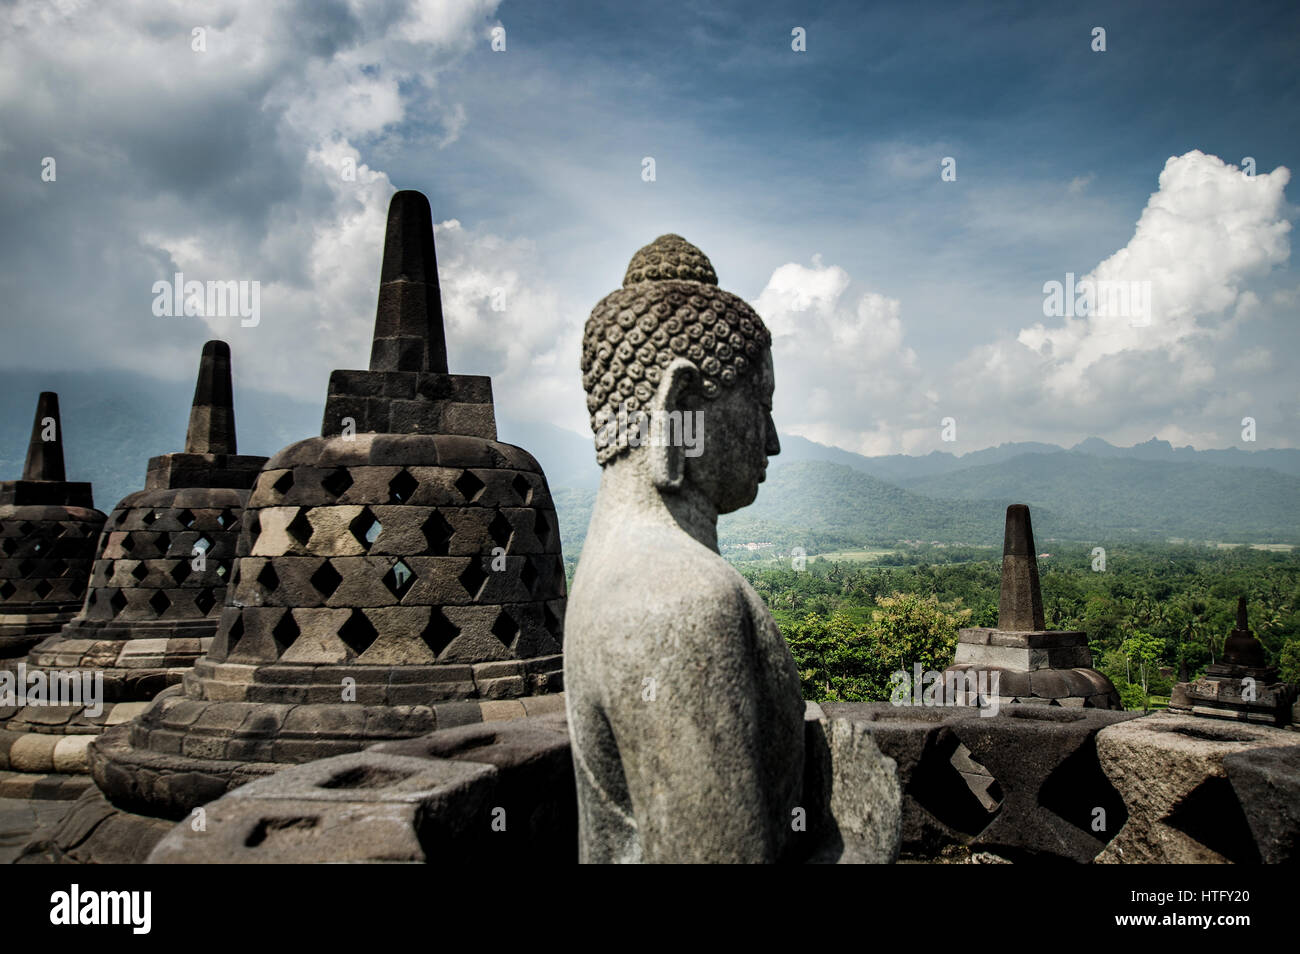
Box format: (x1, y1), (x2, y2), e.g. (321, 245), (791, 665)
(0, 393), (105, 662)
(1169, 596), (1298, 727)
(28, 340), (268, 696)
(942, 504), (1121, 708)
(0, 344), (268, 780)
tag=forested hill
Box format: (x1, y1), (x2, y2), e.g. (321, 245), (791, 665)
(719, 461), (1014, 549)
(557, 455), (1300, 560)
(899, 453), (1300, 541)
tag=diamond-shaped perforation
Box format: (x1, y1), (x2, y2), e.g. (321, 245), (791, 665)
(131, 561), (149, 583)
(257, 561), (280, 594)
(17, 559), (34, 577)
(216, 563), (228, 579)
(388, 470), (419, 504)
(0, 538), (15, 555)
(286, 509), (313, 547)
(142, 510), (157, 526)
(349, 509), (381, 550)
(178, 509), (197, 530)
(491, 610), (520, 648)
(247, 511), (261, 548)
(170, 561), (191, 586)
(109, 589), (128, 615)
(119, 535), (135, 555)
(225, 615), (246, 656)
(382, 559), (414, 600)
(33, 579), (52, 599)
(488, 512), (514, 551)
(17, 521), (34, 535)
(520, 559), (538, 595)
(0, 581), (16, 600)
(338, 609), (378, 656)
(272, 471), (295, 496)
(309, 561), (342, 599)
(454, 470), (485, 503)
(321, 468), (353, 499)
(149, 590), (172, 617)
(272, 611), (299, 656)
(544, 603), (563, 640)
(511, 474), (532, 504)
(459, 559), (488, 600)
(421, 512), (454, 556)
(534, 511), (552, 548)
(192, 534), (212, 556)
(420, 609), (460, 657)
(217, 508), (237, 530)
(157, 532), (173, 556)
(194, 588), (216, 615)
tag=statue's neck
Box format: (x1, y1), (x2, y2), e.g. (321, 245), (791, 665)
(590, 456), (719, 552)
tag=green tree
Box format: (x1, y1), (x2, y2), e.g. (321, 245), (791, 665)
(1121, 629), (1164, 712)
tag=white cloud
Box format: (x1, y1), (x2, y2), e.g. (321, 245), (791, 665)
(748, 151), (1296, 456)
(0, 0), (499, 403)
(753, 257), (919, 456)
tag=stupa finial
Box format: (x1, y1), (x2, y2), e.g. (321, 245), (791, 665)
(185, 340), (237, 455)
(997, 503), (1045, 631)
(22, 391), (66, 482)
(369, 190), (449, 374)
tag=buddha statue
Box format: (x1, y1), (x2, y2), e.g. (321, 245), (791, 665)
(565, 234), (806, 863)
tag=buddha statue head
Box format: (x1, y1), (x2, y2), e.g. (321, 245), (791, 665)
(580, 234), (779, 517)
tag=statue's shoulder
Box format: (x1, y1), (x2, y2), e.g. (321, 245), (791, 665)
(570, 526), (754, 635)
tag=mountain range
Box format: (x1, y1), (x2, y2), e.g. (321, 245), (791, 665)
(3, 370), (1298, 556)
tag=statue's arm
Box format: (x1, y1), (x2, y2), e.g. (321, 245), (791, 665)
(605, 593), (783, 863)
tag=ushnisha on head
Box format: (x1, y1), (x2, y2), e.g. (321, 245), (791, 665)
(580, 234), (780, 513)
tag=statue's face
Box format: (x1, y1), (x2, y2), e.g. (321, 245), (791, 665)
(688, 349), (780, 514)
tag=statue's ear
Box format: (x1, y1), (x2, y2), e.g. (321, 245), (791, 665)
(650, 358), (698, 492)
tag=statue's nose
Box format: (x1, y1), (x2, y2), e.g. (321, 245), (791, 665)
(765, 414), (780, 457)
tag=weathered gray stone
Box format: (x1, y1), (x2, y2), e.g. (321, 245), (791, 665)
(1223, 745), (1300, 863)
(1095, 711), (1298, 863)
(566, 235), (886, 863)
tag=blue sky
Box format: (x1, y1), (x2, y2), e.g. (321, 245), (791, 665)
(1, 0), (1296, 457)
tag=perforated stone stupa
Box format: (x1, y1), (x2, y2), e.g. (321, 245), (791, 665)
(0, 393), (104, 664)
(942, 504), (1121, 709)
(93, 190), (565, 816)
(1169, 596), (1298, 726)
(27, 340), (267, 698)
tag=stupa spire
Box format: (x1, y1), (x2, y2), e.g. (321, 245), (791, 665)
(22, 391), (66, 482)
(369, 190), (449, 374)
(185, 340), (237, 455)
(997, 503), (1045, 631)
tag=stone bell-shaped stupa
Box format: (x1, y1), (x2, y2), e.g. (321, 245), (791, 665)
(0, 393), (105, 664)
(26, 341), (267, 698)
(943, 504), (1121, 708)
(94, 191), (566, 817)
(1169, 596), (1298, 726)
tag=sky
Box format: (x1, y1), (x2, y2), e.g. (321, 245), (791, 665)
(1, 0), (1297, 459)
